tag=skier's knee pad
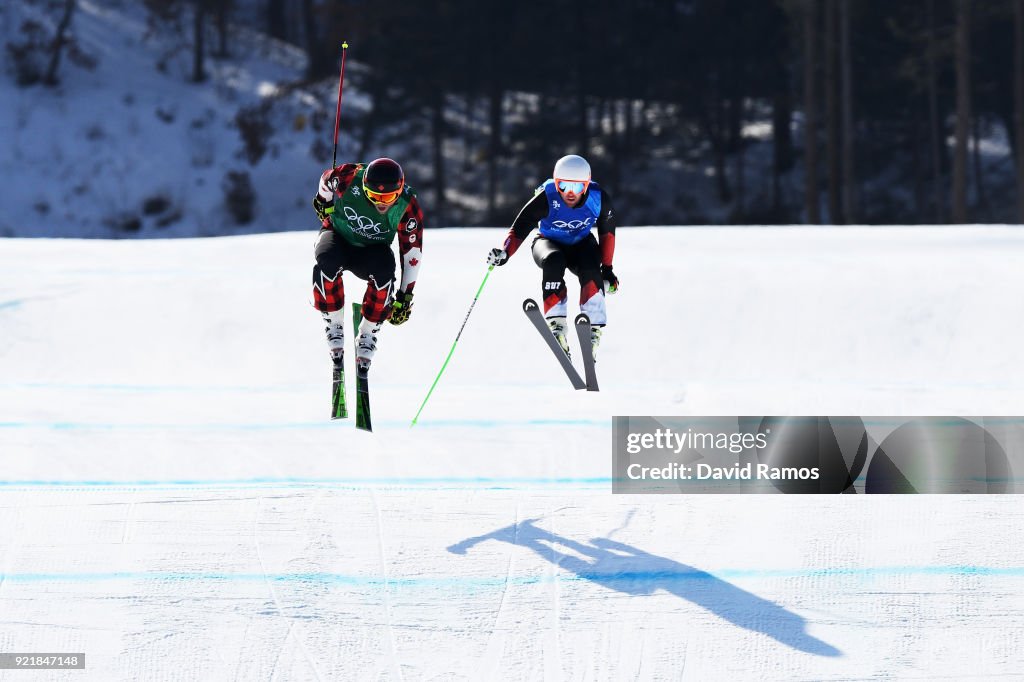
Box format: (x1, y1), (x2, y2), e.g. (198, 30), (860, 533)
(312, 264), (344, 312)
(360, 275), (393, 323)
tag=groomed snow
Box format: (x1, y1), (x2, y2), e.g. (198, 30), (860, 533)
(1, 226), (1024, 679)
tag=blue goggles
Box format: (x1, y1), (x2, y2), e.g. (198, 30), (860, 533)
(556, 179), (589, 195)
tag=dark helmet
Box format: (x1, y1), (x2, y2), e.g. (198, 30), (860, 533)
(363, 157), (405, 199)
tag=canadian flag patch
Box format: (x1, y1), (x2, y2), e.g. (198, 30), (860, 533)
(409, 257), (419, 267)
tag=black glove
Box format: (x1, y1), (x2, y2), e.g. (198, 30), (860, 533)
(487, 247), (509, 267)
(601, 264), (619, 294)
(313, 195), (334, 223)
(389, 290), (414, 325)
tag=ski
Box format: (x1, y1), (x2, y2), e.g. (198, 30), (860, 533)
(331, 360), (348, 419)
(574, 313), (599, 392)
(522, 299), (586, 390)
(352, 302), (373, 431)
(355, 364), (372, 431)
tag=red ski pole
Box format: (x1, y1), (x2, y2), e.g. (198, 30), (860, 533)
(332, 41), (349, 170)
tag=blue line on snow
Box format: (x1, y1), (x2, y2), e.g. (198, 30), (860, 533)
(1, 382), (312, 393)
(0, 300), (23, 310)
(0, 476), (613, 488)
(0, 380), (597, 393)
(0, 418), (605, 430)
(2, 475), (1022, 489)
(0, 566), (1021, 586)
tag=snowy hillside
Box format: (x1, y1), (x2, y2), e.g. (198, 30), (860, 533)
(1, 0), (331, 238)
(1, 0), (542, 239)
(1, 226), (1024, 679)
(6, 0), (1019, 239)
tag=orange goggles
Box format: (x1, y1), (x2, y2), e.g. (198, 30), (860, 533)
(555, 179), (589, 195)
(364, 183), (403, 205)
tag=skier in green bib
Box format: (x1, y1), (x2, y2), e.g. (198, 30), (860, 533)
(311, 158), (424, 372)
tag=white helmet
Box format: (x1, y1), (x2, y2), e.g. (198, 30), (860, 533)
(553, 154), (591, 182)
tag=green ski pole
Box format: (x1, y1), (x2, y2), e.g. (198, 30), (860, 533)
(411, 265), (493, 426)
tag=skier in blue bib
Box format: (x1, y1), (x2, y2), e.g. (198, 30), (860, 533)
(487, 154), (619, 359)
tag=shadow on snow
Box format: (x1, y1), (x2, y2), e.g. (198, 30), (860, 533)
(448, 518), (841, 658)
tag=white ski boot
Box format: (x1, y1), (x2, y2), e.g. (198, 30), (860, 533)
(547, 316), (570, 356)
(355, 317), (382, 373)
(590, 325), (603, 362)
(322, 309), (345, 366)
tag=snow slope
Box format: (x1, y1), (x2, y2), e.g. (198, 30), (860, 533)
(1, 226), (1024, 679)
(0, 0), (325, 238)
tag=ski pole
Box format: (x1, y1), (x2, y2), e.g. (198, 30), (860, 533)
(411, 266), (494, 426)
(331, 41), (349, 169)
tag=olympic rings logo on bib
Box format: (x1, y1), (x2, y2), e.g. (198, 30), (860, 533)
(551, 218), (593, 231)
(343, 206), (386, 238)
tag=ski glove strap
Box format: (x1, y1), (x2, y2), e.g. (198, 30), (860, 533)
(601, 264), (619, 294)
(313, 195), (335, 222)
(389, 290), (414, 325)
(486, 248), (509, 267)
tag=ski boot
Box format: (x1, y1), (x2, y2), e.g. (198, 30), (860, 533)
(322, 309), (346, 367)
(590, 325), (603, 362)
(547, 316), (570, 357)
(355, 318), (382, 375)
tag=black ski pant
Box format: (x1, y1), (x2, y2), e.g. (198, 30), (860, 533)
(312, 228), (394, 323)
(531, 234), (607, 325)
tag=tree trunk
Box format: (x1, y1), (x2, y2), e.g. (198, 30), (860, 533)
(539, 95), (557, 161)
(700, 101), (733, 204)
(1015, 0), (1024, 222)
(192, 2), (206, 83)
(613, 98), (629, 189)
(803, 0), (820, 224)
(840, 0), (857, 223)
(302, 0), (324, 79)
(927, 0), (944, 223)
(432, 94), (447, 226)
(43, 0), (76, 86)
(713, 142), (731, 204)
(215, 0), (229, 58)
(912, 112), (925, 220)
(357, 84), (379, 161)
(461, 93), (475, 171)
(604, 98), (623, 190)
(624, 98), (636, 159)
(972, 114), (987, 217)
(267, 0), (286, 40)
(825, 0), (841, 223)
(952, 0), (970, 223)
(732, 98), (745, 220)
(487, 85), (504, 224)
(771, 90), (793, 214)
(576, 65), (589, 157)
